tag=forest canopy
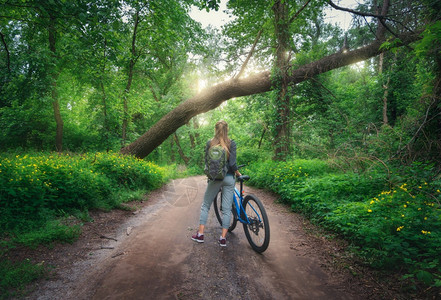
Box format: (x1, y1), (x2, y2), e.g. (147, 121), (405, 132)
(0, 0), (440, 164)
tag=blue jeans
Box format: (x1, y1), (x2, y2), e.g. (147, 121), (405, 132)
(199, 174), (235, 229)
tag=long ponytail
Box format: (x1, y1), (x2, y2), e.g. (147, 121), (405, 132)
(210, 120), (231, 157)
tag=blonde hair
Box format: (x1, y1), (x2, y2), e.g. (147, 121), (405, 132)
(210, 120), (231, 156)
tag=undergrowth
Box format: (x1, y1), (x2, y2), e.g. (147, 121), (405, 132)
(0, 151), (166, 297)
(244, 159), (441, 294)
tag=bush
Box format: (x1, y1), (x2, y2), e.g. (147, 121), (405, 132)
(245, 158), (333, 191)
(89, 152), (164, 190)
(244, 159), (441, 288)
(237, 148), (271, 165)
(0, 151), (167, 295)
(0, 152), (165, 235)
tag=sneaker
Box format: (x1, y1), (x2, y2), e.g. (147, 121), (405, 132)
(218, 237), (226, 247)
(191, 232), (204, 243)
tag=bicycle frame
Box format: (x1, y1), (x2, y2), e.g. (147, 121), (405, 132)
(232, 179), (262, 225)
(212, 171), (270, 253)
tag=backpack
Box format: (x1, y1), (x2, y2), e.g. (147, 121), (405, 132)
(204, 144), (228, 180)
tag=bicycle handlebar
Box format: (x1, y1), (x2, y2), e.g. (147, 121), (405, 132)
(237, 164), (249, 182)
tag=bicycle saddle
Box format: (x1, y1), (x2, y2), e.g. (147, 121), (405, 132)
(237, 175), (250, 181)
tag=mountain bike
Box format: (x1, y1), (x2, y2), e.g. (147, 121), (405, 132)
(213, 167), (270, 253)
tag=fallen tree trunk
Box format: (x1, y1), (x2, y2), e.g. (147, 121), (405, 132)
(120, 32), (421, 159)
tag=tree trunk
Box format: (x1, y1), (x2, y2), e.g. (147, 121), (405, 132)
(188, 123), (196, 149)
(434, 59), (441, 161)
(48, 15), (63, 152)
(382, 52), (398, 126)
(193, 118), (200, 144)
(382, 76), (390, 125)
(0, 32), (10, 74)
(170, 137), (175, 162)
(377, 0), (391, 126)
(173, 133), (190, 165)
(272, 0), (291, 161)
(375, 0), (390, 40)
(258, 127), (266, 149)
(51, 86), (63, 152)
(122, 10), (139, 146)
(423, 53), (441, 161)
(378, 52), (384, 74)
(100, 79), (111, 151)
(120, 31), (421, 159)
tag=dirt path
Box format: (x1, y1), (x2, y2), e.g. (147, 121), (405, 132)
(21, 176), (397, 300)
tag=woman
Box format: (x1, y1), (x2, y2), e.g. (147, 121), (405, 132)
(192, 120), (241, 247)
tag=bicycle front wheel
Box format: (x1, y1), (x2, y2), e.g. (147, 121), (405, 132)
(242, 194), (270, 253)
(213, 190), (238, 232)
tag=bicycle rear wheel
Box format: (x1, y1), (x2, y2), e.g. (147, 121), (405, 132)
(213, 190), (238, 232)
(242, 194), (270, 253)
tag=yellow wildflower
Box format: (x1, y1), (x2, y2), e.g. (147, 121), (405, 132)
(397, 226), (404, 231)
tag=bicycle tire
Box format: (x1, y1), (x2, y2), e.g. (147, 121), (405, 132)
(213, 190), (238, 232)
(242, 194), (270, 253)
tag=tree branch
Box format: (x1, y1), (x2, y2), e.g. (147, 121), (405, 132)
(0, 32), (11, 73)
(148, 83), (160, 102)
(328, 0), (412, 37)
(234, 28), (263, 80)
(121, 31), (423, 159)
(375, 0), (390, 39)
(328, 0), (385, 19)
(394, 98), (440, 158)
(289, 0), (312, 24)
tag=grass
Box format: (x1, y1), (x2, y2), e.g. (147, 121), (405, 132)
(0, 151), (167, 297)
(0, 259), (47, 299)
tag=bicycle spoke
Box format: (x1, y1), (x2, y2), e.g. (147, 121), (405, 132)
(242, 194), (270, 253)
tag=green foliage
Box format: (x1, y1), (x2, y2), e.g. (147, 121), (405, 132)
(246, 158), (332, 189)
(91, 152), (164, 190)
(415, 21), (441, 58)
(0, 151), (166, 295)
(12, 219), (81, 249)
(0, 152), (165, 235)
(197, 0), (221, 11)
(0, 258), (46, 299)
(245, 159), (441, 288)
(237, 148), (271, 166)
(112, 189), (147, 206)
(0, 0), (439, 296)
(0, 100), (54, 151)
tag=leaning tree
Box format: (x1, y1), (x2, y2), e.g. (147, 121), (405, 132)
(121, 0), (428, 159)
